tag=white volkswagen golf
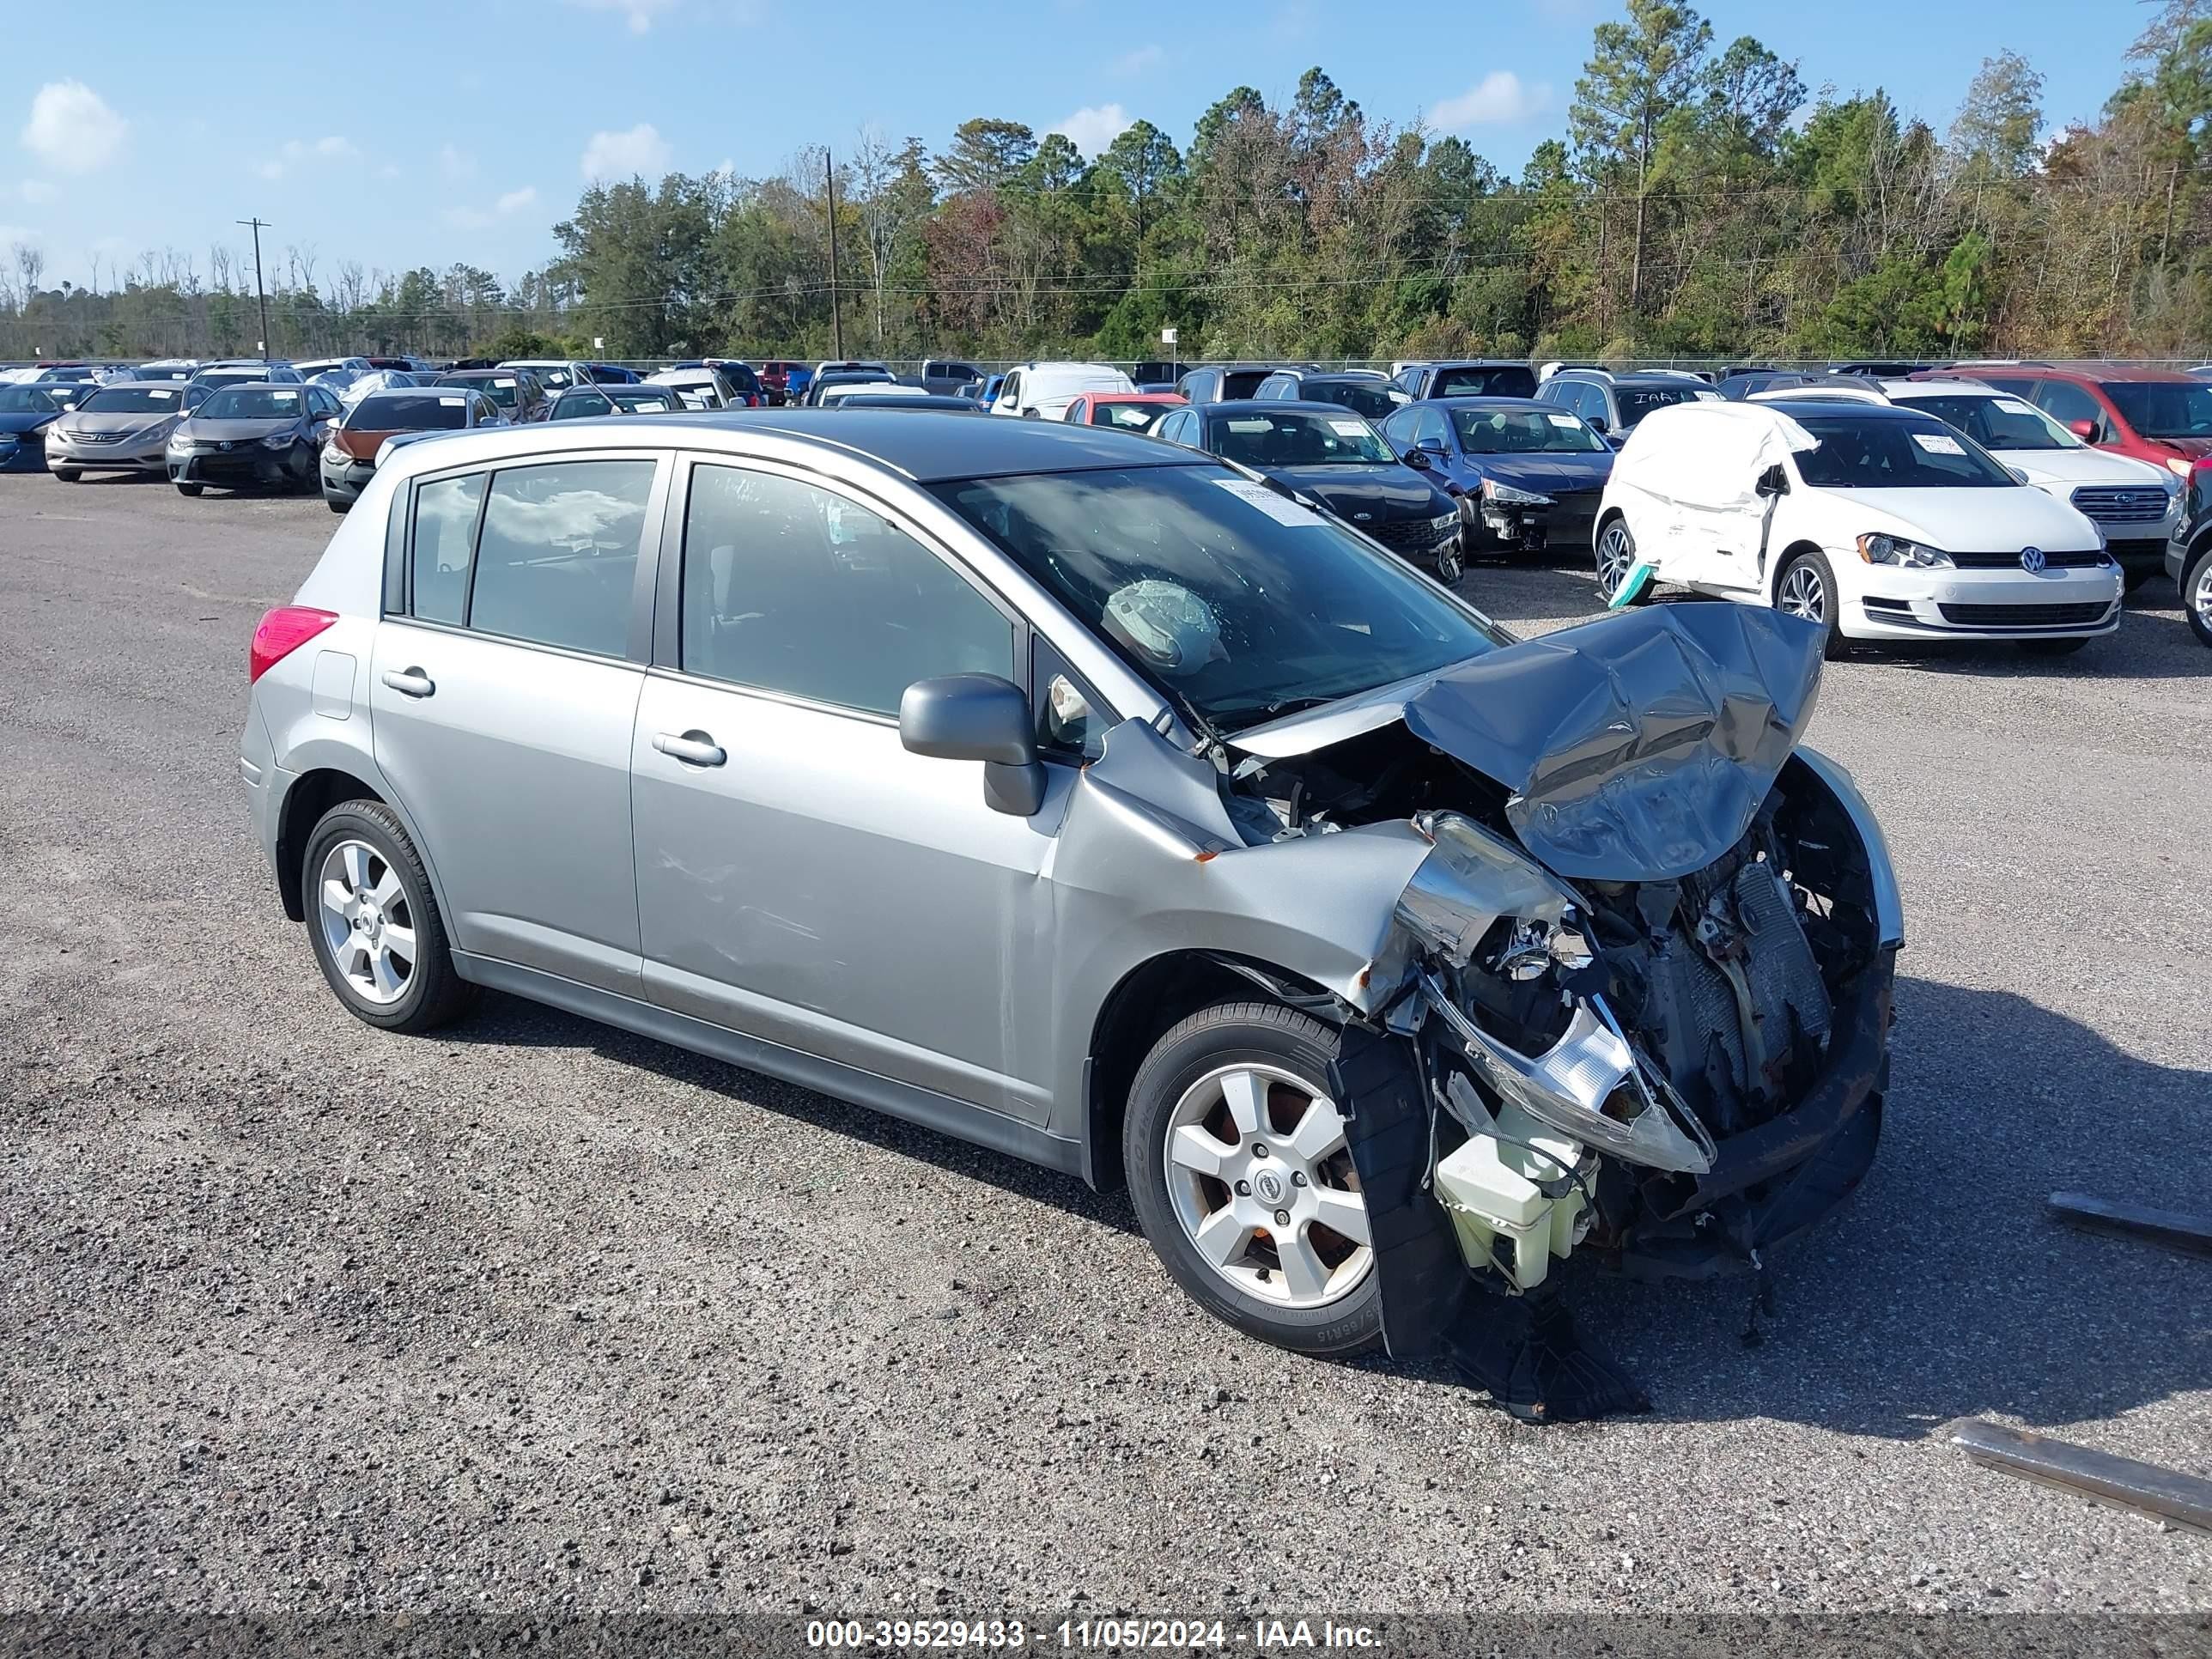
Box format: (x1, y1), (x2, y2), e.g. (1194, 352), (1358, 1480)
(1592, 398), (2123, 656)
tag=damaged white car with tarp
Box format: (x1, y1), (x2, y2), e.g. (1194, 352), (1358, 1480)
(248, 416), (1902, 1422)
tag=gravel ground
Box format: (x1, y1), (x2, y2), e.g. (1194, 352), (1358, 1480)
(2, 471), (2208, 1622)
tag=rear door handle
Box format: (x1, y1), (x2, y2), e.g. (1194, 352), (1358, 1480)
(381, 667), (434, 698)
(653, 730), (726, 768)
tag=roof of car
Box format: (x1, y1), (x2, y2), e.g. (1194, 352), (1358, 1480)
(1755, 398), (1937, 422)
(1417, 359), (1532, 370)
(1404, 395), (1553, 410)
(374, 407), (1197, 484)
(1200, 398), (1370, 419)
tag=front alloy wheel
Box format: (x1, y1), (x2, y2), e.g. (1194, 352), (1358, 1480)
(2186, 547), (2212, 648)
(1777, 560), (1826, 623)
(1595, 519), (1645, 604)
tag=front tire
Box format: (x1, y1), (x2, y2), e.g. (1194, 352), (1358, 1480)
(1123, 1001), (1381, 1358)
(2185, 546), (2212, 648)
(301, 800), (473, 1033)
(174, 481), (204, 497)
(52, 466), (81, 483)
(1775, 549), (1845, 659)
(325, 494), (349, 514)
(1594, 517), (1649, 605)
(1436, 539), (1465, 586)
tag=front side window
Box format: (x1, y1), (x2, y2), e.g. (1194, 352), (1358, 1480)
(933, 465), (1503, 732)
(410, 472), (488, 626)
(2031, 380), (2106, 436)
(1792, 416), (2014, 489)
(465, 459), (655, 655)
(680, 465), (1015, 717)
(1092, 401), (1164, 431)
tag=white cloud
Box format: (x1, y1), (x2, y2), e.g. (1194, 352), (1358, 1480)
(20, 180), (58, 204)
(440, 143), (477, 180)
(1111, 44), (1163, 76)
(446, 185), (540, 229)
(568, 0), (681, 31)
(258, 135), (358, 182)
(1054, 103), (1133, 158)
(20, 81), (128, 174)
(580, 123), (671, 181)
(1430, 70), (1553, 129)
(0, 224), (34, 248)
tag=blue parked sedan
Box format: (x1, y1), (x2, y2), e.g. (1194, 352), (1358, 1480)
(0, 383), (66, 471)
(1379, 397), (1614, 558)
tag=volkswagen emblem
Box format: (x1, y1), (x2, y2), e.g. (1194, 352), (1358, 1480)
(2020, 545), (2046, 574)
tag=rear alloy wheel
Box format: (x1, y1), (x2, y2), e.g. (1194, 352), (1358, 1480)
(302, 800), (473, 1033)
(1125, 1002), (1380, 1357)
(1594, 519), (1647, 605)
(2185, 547), (2212, 648)
(1776, 549), (1845, 659)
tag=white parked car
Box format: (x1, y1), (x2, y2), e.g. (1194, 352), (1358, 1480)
(644, 368), (727, 410)
(992, 362), (1135, 420)
(1839, 379), (2178, 593)
(1594, 398), (2122, 657)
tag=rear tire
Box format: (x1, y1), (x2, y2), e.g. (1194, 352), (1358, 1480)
(1775, 549), (1846, 659)
(301, 800), (474, 1034)
(1123, 1001), (1382, 1358)
(1594, 517), (1650, 605)
(174, 482), (203, 497)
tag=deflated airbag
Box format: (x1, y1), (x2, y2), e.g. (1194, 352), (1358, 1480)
(1402, 604), (1826, 881)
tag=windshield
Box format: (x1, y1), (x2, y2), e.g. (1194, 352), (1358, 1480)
(140, 366), (195, 381)
(194, 369), (264, 388)
(2102, 380), (2212, 440)
(197, 388), (303, 420)
(1091, 401), (1165, 430)
(347, 392), (471, 430)
(1212, 409), (1394, 467)
(1616, 384), (1709, 426)
(1303, 381), (1401, 419)
(78, 386), (184, 415)
(932, 465), (1501, 730)
(443, 375), (517, 407)
(1793, 415), (2015, 488)
(612, 391), (678, 412)
(1451, 406), (1607, 454)
(0, 386), (58, 415)
(1892, 392), (2078, 452)
(1431, 365), (1538, 398)
(516, 365), (575, 390)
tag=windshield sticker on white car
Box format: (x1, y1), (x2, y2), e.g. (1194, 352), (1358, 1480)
(439, 396), (465, 406)
(1694, 389), (1722, 400)
(1911, 431), (1965, 455)
(269, 391), (298, 403)
(1328, 419), (1369, 438)
(1547, 412), (1578, 427)
(1224, 418), (1273, 433)
(494, 379), (516, 388)
(1995, 398), (2039, 416)
(148, 389), (173, 400)
(1213, 477), (1325, 527)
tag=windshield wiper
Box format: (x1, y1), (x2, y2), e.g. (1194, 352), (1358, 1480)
(1220, 694), (1341, 726)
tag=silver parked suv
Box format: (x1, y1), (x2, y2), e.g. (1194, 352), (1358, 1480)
(243, 410), (1902, 1371)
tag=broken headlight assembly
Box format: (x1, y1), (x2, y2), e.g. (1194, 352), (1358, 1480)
(1480, 477), (1554, 509)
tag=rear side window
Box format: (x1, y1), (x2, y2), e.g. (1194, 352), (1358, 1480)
(467, 459), (656, 656)
(679, 464), (1015, 716)
(410, 473), (488, 626)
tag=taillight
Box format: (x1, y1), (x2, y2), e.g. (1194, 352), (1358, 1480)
(250, 606), (338, 683)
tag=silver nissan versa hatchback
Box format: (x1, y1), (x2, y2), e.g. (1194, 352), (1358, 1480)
(242, 410), (1902, 1399)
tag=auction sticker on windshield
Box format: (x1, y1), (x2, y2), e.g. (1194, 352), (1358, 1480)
(1996, 398), (2040, 416)
(1547, 412), (1578, 426)
(1213, 477), (1324, 527)
(1328, 419), (1368, 437)
(439, 396), (465, 406)
(1912, 431), (1965, 455)
(149, 389), (173, 400)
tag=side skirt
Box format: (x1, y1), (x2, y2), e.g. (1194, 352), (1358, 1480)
(453, 951), (1088, 1181)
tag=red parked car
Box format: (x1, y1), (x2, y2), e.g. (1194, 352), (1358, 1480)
(753, 360), (808, 406)
(1060, 391), (1186, 432)
(1932, 362), (2212, 482)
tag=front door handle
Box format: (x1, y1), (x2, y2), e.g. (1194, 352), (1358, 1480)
(382, 667), (434, 698)
(653, 729), (726, 768)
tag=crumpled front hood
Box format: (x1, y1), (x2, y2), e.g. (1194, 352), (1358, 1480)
(1474, 451), (1614, 495)
(1267, 463), (1445, 521)
(1401, 605), (1826, 881)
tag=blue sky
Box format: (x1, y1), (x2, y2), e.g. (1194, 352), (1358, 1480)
(0, 0), (2156, 292)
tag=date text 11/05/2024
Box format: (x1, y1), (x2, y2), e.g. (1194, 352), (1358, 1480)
(805, 1619), (1382, 1650)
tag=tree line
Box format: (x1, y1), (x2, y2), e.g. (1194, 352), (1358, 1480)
(6, 0), (2212, 366)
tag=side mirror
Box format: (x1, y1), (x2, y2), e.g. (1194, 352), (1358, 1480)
(1585, 416), (1609, 435)
(899, 673), (1045, 817)
(2067, 418), (2097, 440)
(1402, 447), (1431, 469)
(1755, 464), (1789, 498)
(2003, 464), (2030, 485)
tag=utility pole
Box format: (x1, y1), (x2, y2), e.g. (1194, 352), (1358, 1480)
(823, 151), (844, 359)
(237, 216), (272, 357)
